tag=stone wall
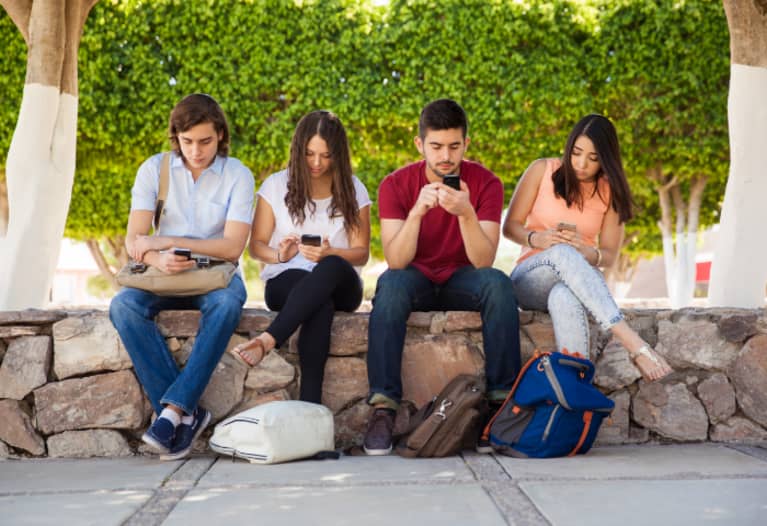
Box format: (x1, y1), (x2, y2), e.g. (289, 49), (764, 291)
(1, 307), (766, 458)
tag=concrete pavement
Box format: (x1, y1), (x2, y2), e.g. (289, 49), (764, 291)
(1, 443), (766, 525)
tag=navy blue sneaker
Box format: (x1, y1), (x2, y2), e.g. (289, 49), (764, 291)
(142, 417), (176, 453)
(160, 407), (211, 461)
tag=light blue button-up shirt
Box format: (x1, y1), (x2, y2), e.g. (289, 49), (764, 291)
(131, 152), (255, 239)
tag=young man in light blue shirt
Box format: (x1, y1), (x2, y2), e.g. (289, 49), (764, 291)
(110, 93), (254, 460)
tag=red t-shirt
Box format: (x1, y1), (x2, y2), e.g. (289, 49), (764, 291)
(378, 159), (503, 284)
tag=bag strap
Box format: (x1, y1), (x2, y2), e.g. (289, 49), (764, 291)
(153, 152), (171, 232)
(398, 411), (446, 458)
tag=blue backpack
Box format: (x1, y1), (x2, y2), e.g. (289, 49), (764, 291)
(482, 350), (614, 458)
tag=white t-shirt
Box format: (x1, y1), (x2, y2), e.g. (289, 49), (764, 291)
(257, 169), (371, 281)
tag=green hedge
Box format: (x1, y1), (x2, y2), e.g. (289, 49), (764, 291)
(0, 0), (730, 257)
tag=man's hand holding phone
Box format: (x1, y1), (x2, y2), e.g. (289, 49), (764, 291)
(438, 174), (471, 217)
(154, 247), (196, 274)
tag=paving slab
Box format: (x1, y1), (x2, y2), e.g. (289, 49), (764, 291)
(496, 444), (767, 480)
(521, 479), (767, 526)
(165, 484), (506, 526)
(0, 491), (153, 526)
(198, 454), (474, 487)
(0, 458), (181, 494)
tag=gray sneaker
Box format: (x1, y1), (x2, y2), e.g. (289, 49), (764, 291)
(363, 408), (395, 456)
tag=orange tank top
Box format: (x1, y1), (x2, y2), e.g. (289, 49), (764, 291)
(518, 158), (611, 263)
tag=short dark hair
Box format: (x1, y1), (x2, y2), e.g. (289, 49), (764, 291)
(168, 93), (230, 157)
(553, 114), (634, 223)
(418, 99), (468, 139)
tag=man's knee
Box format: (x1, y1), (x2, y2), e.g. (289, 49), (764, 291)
(474, 267), (517, 306)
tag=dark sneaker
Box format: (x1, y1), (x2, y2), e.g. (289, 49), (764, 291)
(161, 407), (211, 461)
(363, 408), (395, 456)
(142, 417), (176, 453)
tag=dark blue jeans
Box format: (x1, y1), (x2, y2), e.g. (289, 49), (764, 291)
(109, 274), (246, 416)
(367, 266), (521, 407)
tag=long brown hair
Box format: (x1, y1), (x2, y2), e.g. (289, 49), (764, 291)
(168, 93), (230, 157)
(285, 110), (360, 233)
(552, 114), (634, 223)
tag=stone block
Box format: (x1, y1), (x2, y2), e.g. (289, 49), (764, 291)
(521, 321), (557, 354)
(729, 334), (767, 428)
(697, 373), (736, 424)
(0, 309), (67, 326)
(594, 340), (642, 391)
(328, 313), (369, 356)
(717, 312), (758, 343)
(0, 339), (6, 362)
(710, 417), (767, 443)
(0, 440), (10, 458)
(231, 388), (290, 415)
(443, 311), (482, 332)
(34, 370), (146, 434)
(429, 312), (447, 333)
(156, 311), (201, 337)
(595, 390), (630, 445)
(656, 319), (740, 371)
(236, 309), (274, 334)
(632, 382), (708, 441)
(407, 312), (433, 328)
(244, 349), (295, 392)
(0, 399), (45, 455)
(47, 430), (133, 458)
(333, 399), (370, 448)
(401, 333), (485, 407)
(321, 357), (368, 413)
(0, 326), (42, 338)
(0, 335), (51, 399)
(53, 314), (132, 380)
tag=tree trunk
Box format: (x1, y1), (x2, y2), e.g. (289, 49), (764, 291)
(0, 176), (8, 236)
(0, 0), (98, 309)
(656, 169), (707, 308)
(710, 0), (767, 307)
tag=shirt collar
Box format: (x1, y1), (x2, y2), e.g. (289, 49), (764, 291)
(170, 151), (225, 177)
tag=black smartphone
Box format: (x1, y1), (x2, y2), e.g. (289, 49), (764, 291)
(129, 261), (147, 274)
(301, 234), (322, 247)
(173, 248), (192, 259)
(443, 174), (460, 190)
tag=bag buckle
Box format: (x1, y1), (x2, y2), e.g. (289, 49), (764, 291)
(435, 399), (453, 419)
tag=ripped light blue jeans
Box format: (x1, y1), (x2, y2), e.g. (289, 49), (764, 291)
(509, 244), (623, 358)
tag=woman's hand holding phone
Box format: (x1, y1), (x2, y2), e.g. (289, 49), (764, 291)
(298, 235), (331, 262)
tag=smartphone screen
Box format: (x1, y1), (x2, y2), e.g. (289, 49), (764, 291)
(443, 174), (460, 190)
(301, 234), (322, 247)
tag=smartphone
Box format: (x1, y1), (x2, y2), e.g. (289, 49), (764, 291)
(443, 174), (460, 190)
(557, 222), (577, 232)
(129, 261), (147, 274)
(301, 234), (322, 247)
(173, 248), (192, 259)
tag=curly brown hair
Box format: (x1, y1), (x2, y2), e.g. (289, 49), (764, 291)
(285, 110), (360, 233)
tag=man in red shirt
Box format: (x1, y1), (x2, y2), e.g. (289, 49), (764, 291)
(363, 99), (521, 455)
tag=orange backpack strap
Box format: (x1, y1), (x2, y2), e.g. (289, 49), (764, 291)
(567, 410), (593, 457)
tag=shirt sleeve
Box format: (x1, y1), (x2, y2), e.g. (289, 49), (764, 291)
(130, 154), (162, 212)
(225, 161), (256, 225)
(377, 175), (408, 220)
(475, 174), (504, 223)
(256, 171), (280, 207)
(353, 176), (372, 210)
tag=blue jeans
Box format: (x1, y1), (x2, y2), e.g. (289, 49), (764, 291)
(509, 244), (623, 358)
(367, 266), (521, 407)
(109, 274), (246, 416)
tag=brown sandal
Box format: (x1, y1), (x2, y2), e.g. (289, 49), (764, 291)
(629, 344), (672, 382)
(229, 338), (267, 368)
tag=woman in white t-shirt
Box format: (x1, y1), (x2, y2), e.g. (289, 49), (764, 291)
(231, 110), (371, 403)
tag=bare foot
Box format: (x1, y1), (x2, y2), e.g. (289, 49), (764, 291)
(629, 345), (672, 381)
(229, 338), (267, 367)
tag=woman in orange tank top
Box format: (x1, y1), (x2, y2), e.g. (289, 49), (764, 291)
(503, 114), (671, 382)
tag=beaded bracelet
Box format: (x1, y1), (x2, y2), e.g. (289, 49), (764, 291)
(527, 231), (536, 248)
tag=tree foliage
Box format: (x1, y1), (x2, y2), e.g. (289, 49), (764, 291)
(0, 0), (730, 265)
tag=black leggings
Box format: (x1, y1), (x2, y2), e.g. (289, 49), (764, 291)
(264, 255), (363, 404)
